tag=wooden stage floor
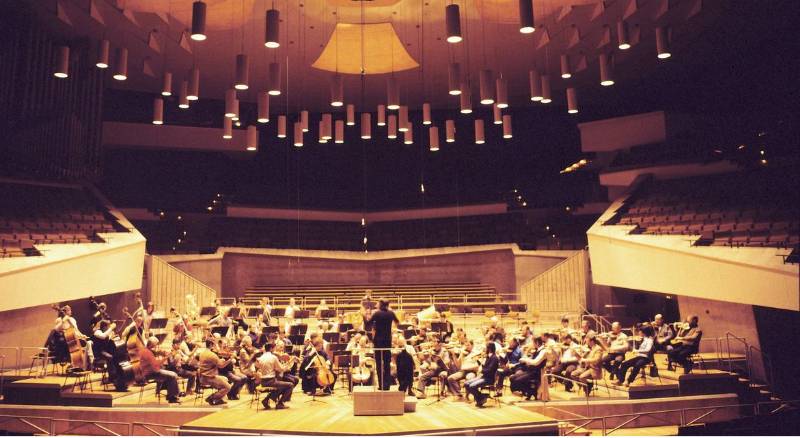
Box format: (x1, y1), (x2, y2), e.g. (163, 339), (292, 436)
(178, 389), (559, 436)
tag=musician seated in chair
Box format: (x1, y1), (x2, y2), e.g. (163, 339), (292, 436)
(600, 322), (629, 378)
(197, 339), (234, 405)
(653, 314), (675, 352)
(394, 337), (416, 396)
(667, 315), (702, 374)
(166, 339), (196, 396)
(300, 339), (335, 395)
(464, 342), (499, 408)
(255, 343), (293, 410)
(616, 325), (655, 386)
(570, 335), (604, 397)
(509, 336), (546, 400)
(145, 337), (182, 404)
(551, 334), (580, 392)
(415, 338), (447, 398)
(56, 305), (95, 368)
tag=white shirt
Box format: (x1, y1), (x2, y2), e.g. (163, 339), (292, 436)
(635, 336), (654, 358)
(256, 351), (284, 379)
(609, 332), (629, 353)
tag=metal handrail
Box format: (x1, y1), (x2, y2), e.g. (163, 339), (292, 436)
(724, 331), (751, 377)
(0, 413), (180, 436)
(748, 344), (775, 389)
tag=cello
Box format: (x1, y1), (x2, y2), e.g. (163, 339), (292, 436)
(121, 306), (160, 385)
(306, 349), (335, 389)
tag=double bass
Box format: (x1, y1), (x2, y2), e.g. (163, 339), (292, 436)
(53, 304), (90, 371)
(121, 306), (160, 385)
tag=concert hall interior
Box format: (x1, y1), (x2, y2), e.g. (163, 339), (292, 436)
(0, 0), (799, 436)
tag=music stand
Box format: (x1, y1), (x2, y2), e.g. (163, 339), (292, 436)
(322, 332), (340, 343)
(263, 326), (280, 335)
(148, 318), (168, 330)
(453, 305), (472, 330)
(403, 329), (416, 340)
(320, 309), (336, 319)
(295, 310), (310, 320)
(510, 304), (527, 325)
(228, 307), (241, 318)
(337, 323), (353, 333)
(434, 304), (450, 313)
(398, 324), (412, 332)
(495, 304), (510, 314)
(200, 306), (217, 317)
(247, 307), (263, 318)
(270, 308), (284, 317)
(431, 322), (448, 335)
(154, 333), (168, 345)
(210, 326), (228, 338)
(290, 324), (308, 336)
(288, 334), (305, 346)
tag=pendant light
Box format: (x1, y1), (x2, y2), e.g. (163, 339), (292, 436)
(346, 104), (356, 125)
(54, 46), (69, 78)
(448, 62), (462, 95)
(377, 104), (386, 126)
(540, 75), (552, 103)
(223, 117), (233, 139)
(191, 1), (207, 41)
(235, 54), (249, 90)
(567, 87), (579, 114)
(422, 103), (432, 125)
(445, 4), (462, 43)
(519, 0), (535, 34)
(335, 120), (344, 143)
(479, 69), (495, 105)
(529, 70), (542, 101)
(656, 27), (671, 59)
(318, 120), (327, 143)
(187, 66), (199, 100)
(460, 83), (472, 114)
(502, 115), (512, 138)
(388, 114), (397, 139)
(301, 110), (309, 132)
(599, 53), (614, 86)
(429, 126), (440, 151)
(496, 76), (509, 108)
(387, 78), (400, 110)
(404, 125), (413, 145)
(246, 125), (258, 151)
(113, 47), (128, 81)
(617, 21), (630, 50)
(265, 8), (280, 48)
(493, 104), (503, 124)
(96, 39), (110, 69)
(178, 80), (190, 108)
(560, 54), (571, 79)
(268, 62), (281, 95)
(322, 113), (332, 140)
(277, 115), (287, 138)
(231, 100), (239, 120)
(257, 92), (270, 123)
(474, 119), (485, 144)
(293, 121), (303, 147)
(152, 97), (164, 125)
(398, 106), (409, 132)
(360, 113), (372, 139)
(445, 119), (455, 143)
(161, 72), (173, 96)
(330, 74), (344, 107)
(225, 89), (237, 118)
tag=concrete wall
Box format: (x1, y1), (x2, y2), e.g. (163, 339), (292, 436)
(163, 255), (223, 294)
(513, 255), (564, 291)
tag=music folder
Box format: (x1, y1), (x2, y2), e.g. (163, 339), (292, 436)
(200, 306), (217, 317)
(337, 323), (353, 333)
(320, 309), (336, 319)
(228, 307), (241, 318)
(270, 308), (284, 317)
(322, 332), (340, 343)
(431, 322), (449, 333)
(295, 310), (310, 319)
(247, 307), (263, 318)
(148, 318), (168, 330)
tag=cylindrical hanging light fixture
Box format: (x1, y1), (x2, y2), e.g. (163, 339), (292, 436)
(445, 120), (455, 143)
(655, 27), (671, 59)
(235, 54), (249, 90)
(231, 99), (239, 121)
(335, 120), (344, 143)
(529, 69), (542, 101)
(225, 89), (237, 118)
(318, 120), (327, 143)
(330, 74), (343, 107)
(495, 76), (509, 109)
(387, 114), (397, 139)
(422, 103), (432, 125)
(448, 62), (462, 95)
(398, 106), (409, 132)
(113, 47), (128, 81)
(560, 54), (571, 79)
(178, 80), (190, 108)
(474, 119), (485, 144)
(152, 97), (164, 125)
(566, 87), (579, 114)
(404, 125), (413, 145)
(246, 125), (258, 151)
(502, 115), (512, 138)
(300, 110), (309, 132)
(377, 104), (386, 126)
(479, 69), (495, 105)
(360, 113), (372, 139)
(445, 4), (462, 43)
(599, 53), (614, 86)
(161, 72), (173, 96)
(429, 126), (440, 151)
(540, 74), (552, 103)
(293, 121), (303, 147)
(386, 77), (400, 110)
(346, 104), (355, 125)
(268, 62), (281, 95)
(617, 21), (630, 50)
(460, 83), (472, 114)
(96, 39), (110, 68)
(257, 92), (270, 123)
(322, 113), (332, 140)
(518, 0), (535, 34)
(187, 66), (199, 100)
(223, 117), (233, 139)
(54, 46), (69, 78)
(493, 104), (503, 124)
(265, 9), (280, 48)
(191, 1), (207, 41)
(277, 115), (287, 138)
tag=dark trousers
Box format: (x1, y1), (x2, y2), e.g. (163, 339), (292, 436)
(152, 369), (180, 399)
(261, 377), (293, 403)
(398, 373), (414, 395)
(224, 371), (245, 398)
(374, 348), (392, 390)
(551, 362), (578, 391)
(617, 356), (649, 383)
(602, 352), (626, 376)
(668, 345), (695, 370)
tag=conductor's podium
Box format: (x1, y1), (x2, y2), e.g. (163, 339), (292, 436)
(352, 386), (405, 415)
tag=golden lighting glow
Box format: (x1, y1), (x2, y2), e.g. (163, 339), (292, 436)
(311, 23), (419, 75)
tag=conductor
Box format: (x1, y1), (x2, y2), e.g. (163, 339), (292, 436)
(368, 299), (399, 390)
